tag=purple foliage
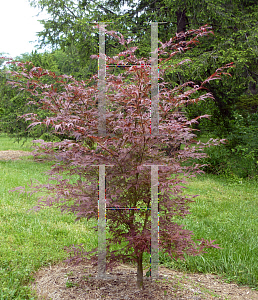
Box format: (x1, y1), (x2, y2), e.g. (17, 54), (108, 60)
(6, 24), (233, 289)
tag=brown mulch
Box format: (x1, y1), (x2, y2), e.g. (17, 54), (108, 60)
(1, 151), (258, 299)
(30, 261), (258, 300)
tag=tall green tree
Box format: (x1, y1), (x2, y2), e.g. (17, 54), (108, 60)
(28, 0), (141, 79)
(28, 0), (258, 133)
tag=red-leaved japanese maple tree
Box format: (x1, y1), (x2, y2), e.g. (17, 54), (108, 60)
(7, 25), (234, 289)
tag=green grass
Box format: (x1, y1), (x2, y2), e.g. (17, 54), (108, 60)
(0, 133), (98, 299)
(0, 132), (258, 298)
(160, 173), (258, 290)
(0, 132), (34, 151)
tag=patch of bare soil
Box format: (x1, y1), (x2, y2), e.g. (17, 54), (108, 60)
(30, 261), (258, 300)
(0, 150), (34, 161)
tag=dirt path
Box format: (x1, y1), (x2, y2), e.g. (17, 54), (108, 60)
(0, 150), (34, 161)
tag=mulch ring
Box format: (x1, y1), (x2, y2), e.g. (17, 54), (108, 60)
(30, 261), (258, 300)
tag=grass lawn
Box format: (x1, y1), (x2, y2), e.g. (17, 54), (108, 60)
(0, 133), (98, 299)
(161, 173), (258, 289)
(0, 132), (257, 299)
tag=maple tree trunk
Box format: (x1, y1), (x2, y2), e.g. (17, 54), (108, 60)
(136, 252), (144, 289)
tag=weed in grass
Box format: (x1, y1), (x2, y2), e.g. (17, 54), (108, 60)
(65, 280), (78, 288)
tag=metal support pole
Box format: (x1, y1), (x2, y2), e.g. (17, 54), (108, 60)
(151, 22), (159, 136)
(91, 21), (166, 280)
(98, 22), (106, 136)
(98, 165), (106, 278)
(150, 164), (159, 279)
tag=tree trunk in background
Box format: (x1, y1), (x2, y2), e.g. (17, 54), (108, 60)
(176, 8), (188, 42)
